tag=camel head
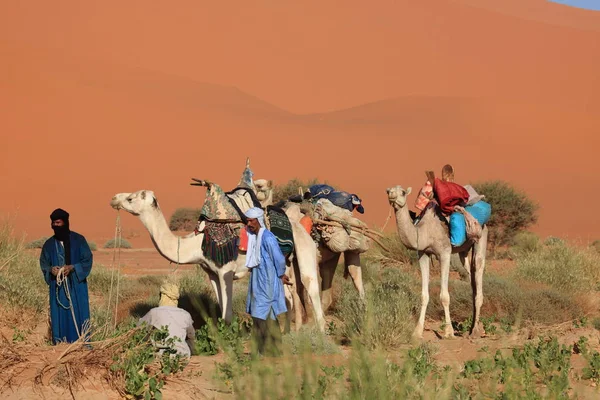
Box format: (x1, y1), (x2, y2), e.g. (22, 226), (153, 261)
(110, 190), (160, 216)
(254, 179), (274, 207)
(386, 186), (412, 210)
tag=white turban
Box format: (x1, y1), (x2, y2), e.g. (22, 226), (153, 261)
(244, 207), (265, 269)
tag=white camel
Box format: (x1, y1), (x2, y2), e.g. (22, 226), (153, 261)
(254, 179), (366, 313)
(386, 185), (488, 339)
(110, 189), (326, 332)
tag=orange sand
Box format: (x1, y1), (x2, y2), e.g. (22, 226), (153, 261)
(1, 0), (598, 247)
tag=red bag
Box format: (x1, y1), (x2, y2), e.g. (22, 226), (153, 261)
(433, 178), (469, 215)
(239, 227), (248, 251)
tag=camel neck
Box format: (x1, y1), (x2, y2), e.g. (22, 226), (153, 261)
(394, 206), (421, 251)
(138, 208), (203, 264)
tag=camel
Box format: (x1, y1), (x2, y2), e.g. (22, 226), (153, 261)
(254, 179), (366, 313)
(386, 186), (488, 340)
(109, 189), (326, 332)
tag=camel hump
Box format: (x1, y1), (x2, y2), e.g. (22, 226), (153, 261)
(442, 164), (455, 182)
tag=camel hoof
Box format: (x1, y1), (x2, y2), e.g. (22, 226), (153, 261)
(443, 326), (456, 339)
(469, 324), (485, 339)
(411, 327), (424, 343)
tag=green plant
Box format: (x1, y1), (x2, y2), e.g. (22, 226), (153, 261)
(283, 327), (339, 355)
(591, 240), (600, 254)
(110, 325), (186, 399)
(510, 231), (541, 256)
(88, 241), (98, 251)
(582, 351), (600, 383)
(470, 180), (538, 252)
(573, 316), (588, 328)
(194, 317), (248, 356)
(12, 327), (28, 342)
(168, 208), (201, 232)
(516, 242), (600, 293)
(574, 336), (589, 356)
(104, 238), (132, 249)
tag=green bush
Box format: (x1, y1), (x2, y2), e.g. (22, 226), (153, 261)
(0, 222), (47, 315)
(510, 231), (541, 257)
(169, 208), (201, 231)
(334, 268), (417, 348)
(590, 240), (600, 254)
(88, 241), (97, 251)
(104, 238), (132, 249)
(471, 180), (538, 252)
(516, 242), (600, 293)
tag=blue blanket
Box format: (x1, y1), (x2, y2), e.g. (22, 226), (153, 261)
(450, 201), (492, 246)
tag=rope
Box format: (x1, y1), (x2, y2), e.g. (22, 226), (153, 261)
(170, 236), (181, 273)
(55, 267), (81, 339)
(106, 212), (122, 332)
(381, 206), (393, 232)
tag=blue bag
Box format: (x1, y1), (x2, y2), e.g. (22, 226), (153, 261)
(450, 212), (467, 247)
(465, 201), (491, 226)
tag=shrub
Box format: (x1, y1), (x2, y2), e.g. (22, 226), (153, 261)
(26, 236), (49, 249)
(516, 243), (600, 293)
(471, 180), (538, 252)
(104, 238), (132, 249)
(283, 327), (339, 355)
(427, 273), (583, 326)
(510, 231), (541, 257)
(364, 232), (416, 268)
(88, 241), (97, 251)
(0, 222), (47, 315)
(169, 208), (201, 232)
(591, 240), (600, 254)
(335, 268), (417, 348)
(271, 178), (320, 203)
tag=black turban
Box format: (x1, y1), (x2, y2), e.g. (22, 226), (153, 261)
(50, 208), (70, 222)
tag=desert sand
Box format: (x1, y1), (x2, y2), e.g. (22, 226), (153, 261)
(1, 0), (599, 246)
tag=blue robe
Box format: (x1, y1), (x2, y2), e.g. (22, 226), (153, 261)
(40, 232), (93, 344)
(246, 230), (287, 320)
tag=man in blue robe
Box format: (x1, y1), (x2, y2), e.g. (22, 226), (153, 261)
(244, 207), (289, 356)
(39, 208), (93, 344)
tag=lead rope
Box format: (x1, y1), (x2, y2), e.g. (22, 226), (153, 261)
(170, 236), (181, 274)
(105, 212), (123, 333)
(55, 266), (82, 339)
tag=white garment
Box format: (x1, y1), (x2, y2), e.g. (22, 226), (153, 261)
(138, 306), (195, 357)
(244, 207), (266, 269)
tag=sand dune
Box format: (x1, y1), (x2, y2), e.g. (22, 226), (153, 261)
(1, 1), (598, 245)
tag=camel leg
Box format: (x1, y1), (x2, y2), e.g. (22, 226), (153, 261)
(344, 251), (365, 300)
(470, 230), (488, 338)
(218, 268), (234, 323)
(459, 251), (472, 282)
(439, 252), (455, 338)
(295, 246), (325, 333)
(320, 252), (341, 313)
(413, 253), (431, 340)
(290, 258), (306, 331)
(204, 268), (222, 312)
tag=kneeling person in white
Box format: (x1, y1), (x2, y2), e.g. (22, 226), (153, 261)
(138, 283), (195, 357)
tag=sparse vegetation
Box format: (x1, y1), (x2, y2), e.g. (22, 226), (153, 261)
(271, 178), (321, 203)
(516, 241), (600, 293)
(168, 207), (201, 232)
(3, 217), (600, 399)
(104, 238), (133, 249)
(26, 236), (49, 249)
(471, 180), (538, 253)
